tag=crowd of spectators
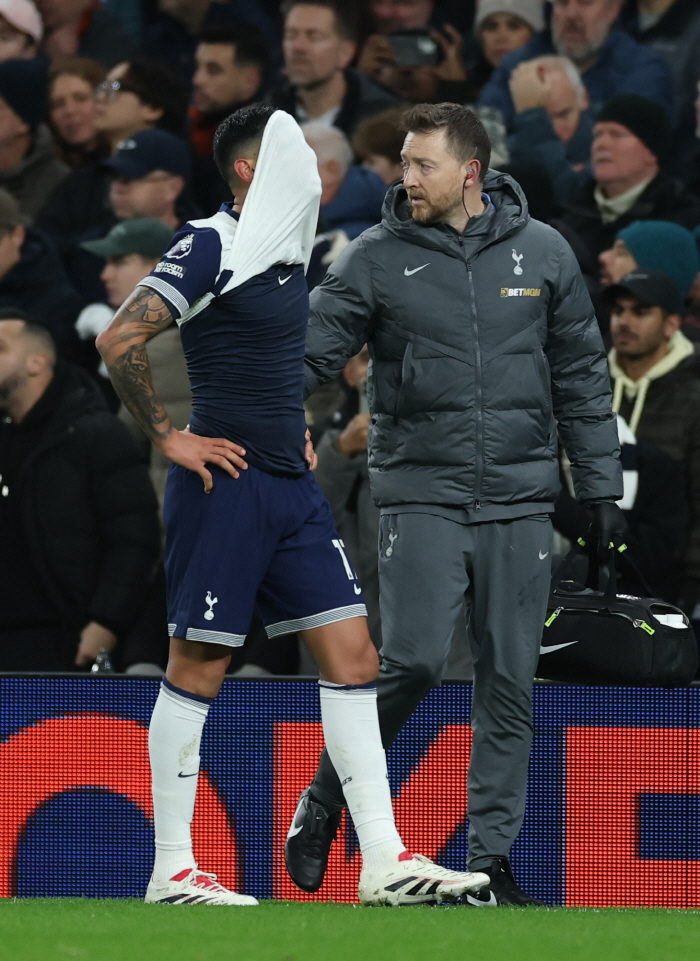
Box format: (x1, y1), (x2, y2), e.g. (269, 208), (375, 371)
(2, 0), (700, 677)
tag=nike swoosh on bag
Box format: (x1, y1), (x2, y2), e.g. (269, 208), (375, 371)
(404, 264), (430, 276)
(539, 640), (578, 655)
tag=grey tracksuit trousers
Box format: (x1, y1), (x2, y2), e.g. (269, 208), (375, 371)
(310, 510), (552, 869)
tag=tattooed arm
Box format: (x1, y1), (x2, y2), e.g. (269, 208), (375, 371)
(96, 286), (247, 492)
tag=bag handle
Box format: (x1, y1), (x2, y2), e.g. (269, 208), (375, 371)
(552, 538), (654, 607)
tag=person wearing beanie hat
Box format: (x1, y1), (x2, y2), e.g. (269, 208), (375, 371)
(477, 0), (672, 129)
(0, 0), (42, 60)
(475, 0), (543, 42)
(0, 57), (69, 221)
(597, 94), (670, 164)
(599, 221), (700, 300)
(463, 0), (542, 99)
(559, 93), (700, 265)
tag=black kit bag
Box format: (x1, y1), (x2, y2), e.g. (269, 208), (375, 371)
(537, 543), (699, 686)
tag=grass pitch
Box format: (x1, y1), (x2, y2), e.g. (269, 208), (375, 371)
(1, 899), (699, 961)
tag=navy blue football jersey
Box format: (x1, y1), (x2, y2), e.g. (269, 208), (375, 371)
(142, 204), (309, 477)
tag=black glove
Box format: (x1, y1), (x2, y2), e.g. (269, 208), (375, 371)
(587, 501), (628, 558)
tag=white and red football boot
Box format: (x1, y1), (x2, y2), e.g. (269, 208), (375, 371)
(359, 851), (490, 906)
(145, 867), (258, 906)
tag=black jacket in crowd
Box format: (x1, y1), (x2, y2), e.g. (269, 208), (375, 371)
(560, 170), (700, 263)
(269, 68), (398, 138)
(613, 352), (700, 608)
(0, 363), (161, 636)
(0, 226), (83, 359)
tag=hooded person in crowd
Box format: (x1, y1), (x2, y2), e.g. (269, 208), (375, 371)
(606, 268), (700, 611)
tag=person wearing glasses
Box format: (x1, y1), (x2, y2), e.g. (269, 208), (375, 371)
(37, 58), (188, 261)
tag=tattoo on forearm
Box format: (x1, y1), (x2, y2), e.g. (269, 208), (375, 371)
(97, 287), (176, 444)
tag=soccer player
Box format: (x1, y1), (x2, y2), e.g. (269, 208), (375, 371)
(96, 105), (489, 907)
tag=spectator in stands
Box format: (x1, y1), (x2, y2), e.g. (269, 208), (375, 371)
(599, 221), (699, 295)
(48, 57), (109, 169)
(356, 19), (474, 106)
(71, 218), (190, 509)
(465, 0), (544, 101)
(0, 0), (42, 60)
(478, 0), (673, 127)
(552, 414), (685, 601)
(605, 268), (700, 612)
(95, 58), (188, 150)
(189, 23), (268, 214)
(68, 128), (195, 303)
(37, 58), (187, 259)
(0, 188), (82, 358)
(0, 311), (161, 670)
(36, 0), (134, 67)
(309, 346), (381, 645)
(507, 54), (592, 206)
(271, 0), (397, 138)
(303, 122), (387, 239)
(140, 0), (279, 83)
(0, 58), (69, 222)
(560, 95), (700, 266)
(621, 0), (700, 177)
(367, 0), (435, 33)
(352, 106), (406, 186)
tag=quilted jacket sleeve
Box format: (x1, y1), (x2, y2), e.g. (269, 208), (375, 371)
(545, 230), (623, 504)
(305, 236), (377, 398)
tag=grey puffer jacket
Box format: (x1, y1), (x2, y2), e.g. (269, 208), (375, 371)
(306, 171), (622, 513)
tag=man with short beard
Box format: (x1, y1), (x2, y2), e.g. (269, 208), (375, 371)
(285, 102), (624, 906)
(270, 0), (397, 139)
(478, 0), (672, 127)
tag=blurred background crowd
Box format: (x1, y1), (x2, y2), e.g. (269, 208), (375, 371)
(1, 0), (700, 678)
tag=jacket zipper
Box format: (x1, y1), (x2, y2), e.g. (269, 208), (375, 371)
(466, 257), (483, 511)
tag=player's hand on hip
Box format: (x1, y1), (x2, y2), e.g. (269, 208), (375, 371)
(305, 429), (318, 471)
(158, 427), (248, 492)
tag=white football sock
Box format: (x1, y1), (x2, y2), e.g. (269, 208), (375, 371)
(319, 680), (405, 870)
(149, 678), (212, 882)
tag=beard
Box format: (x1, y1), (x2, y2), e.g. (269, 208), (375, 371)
(552, 21), (609, 65)
(0, 371), (23, 409)
(407, 191), (462, 226)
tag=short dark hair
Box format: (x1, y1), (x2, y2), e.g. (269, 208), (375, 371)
(198, 22), (270, 73)
(280, 0), (359, 42)
(213, 103), (275, 184)
(402, 103), (491, 180)
(121, 58), (188, 136)
(352, 106), (407, 164)
(0, 311), (56, 363)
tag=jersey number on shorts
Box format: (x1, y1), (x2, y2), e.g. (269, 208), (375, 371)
(332, 539), (362, 595)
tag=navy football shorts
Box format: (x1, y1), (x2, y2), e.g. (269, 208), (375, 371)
(163, 463), (367, 647)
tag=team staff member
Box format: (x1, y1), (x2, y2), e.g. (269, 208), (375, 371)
(285, 102), (625, 905)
